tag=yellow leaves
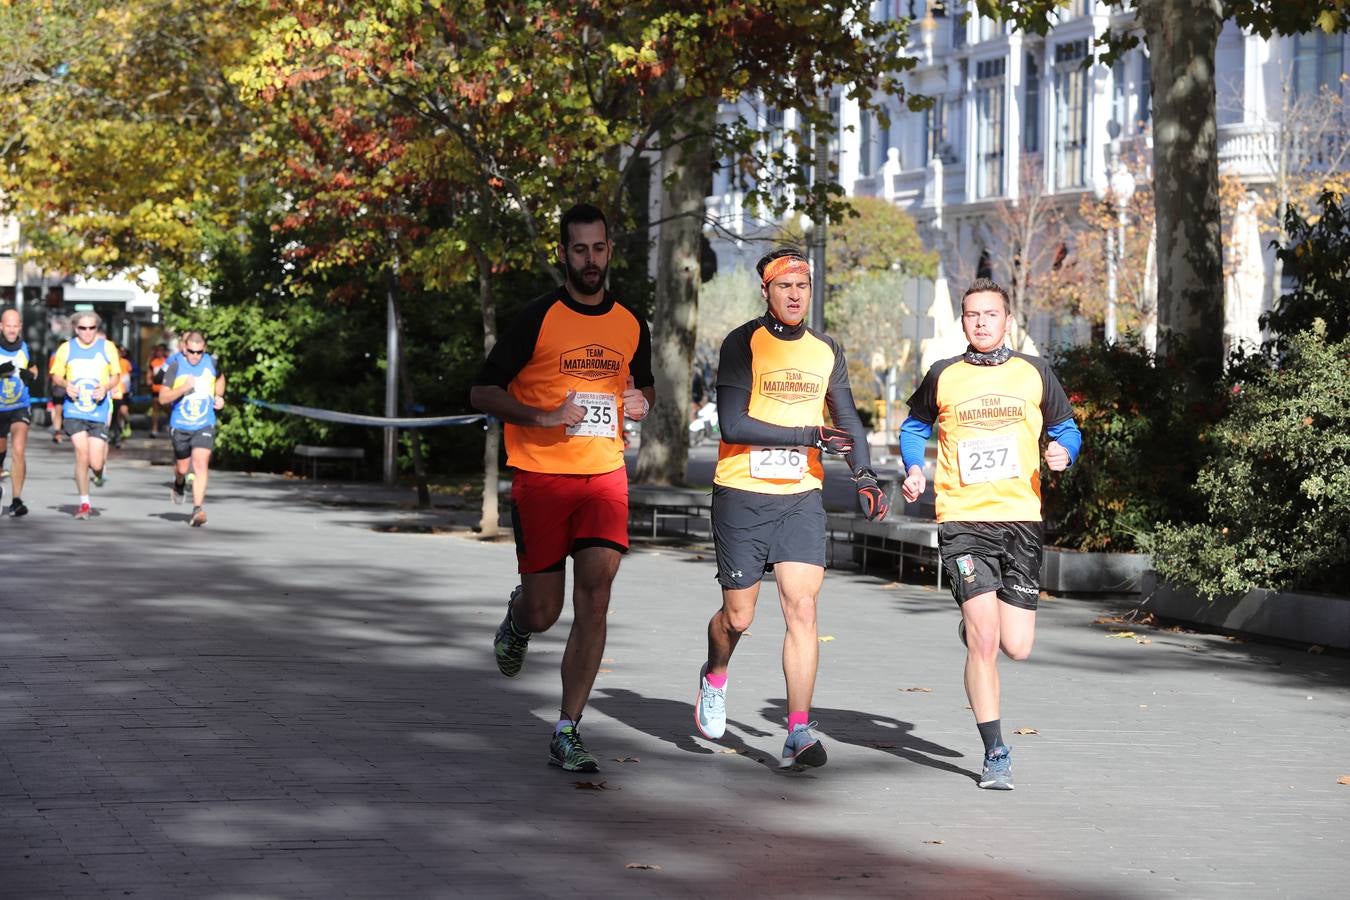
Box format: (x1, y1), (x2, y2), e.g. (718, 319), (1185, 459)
(818, 635), (835, 643)
(1107, 631), (1137, 639)
(496, 88), (514, 104)
(1012, 728), (1039, 735)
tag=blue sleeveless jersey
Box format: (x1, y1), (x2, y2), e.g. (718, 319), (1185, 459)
(0, 340), (32, 412)
(166, 352), (220, 431)
(60, 338), (118, 423)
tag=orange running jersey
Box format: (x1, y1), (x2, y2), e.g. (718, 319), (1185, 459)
(474, 287), (653, 475)
(906, 352), (1075, 522)
(713, 315), (869, 495)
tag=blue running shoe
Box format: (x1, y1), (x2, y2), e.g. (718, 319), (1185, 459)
(779, 721), (827, 770)
(549, 724), (599, 773)
(694, 663), (726, 739)
(493, 586), (531, 677)
(979, 745), (1014, 790)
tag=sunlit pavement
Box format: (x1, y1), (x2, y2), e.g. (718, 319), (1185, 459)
(3, 436), (1348, 898)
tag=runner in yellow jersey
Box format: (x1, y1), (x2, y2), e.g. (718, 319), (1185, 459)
(899, 278), (1082, 790)
(692, 248), (889, 770)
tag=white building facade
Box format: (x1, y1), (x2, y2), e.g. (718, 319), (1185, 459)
(705, 0), (1348, 356)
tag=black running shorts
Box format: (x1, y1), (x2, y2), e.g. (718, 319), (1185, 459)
(62, 418), (110, 441)
(170, 427), (216, 459)
(711, 486), (826, 589)
(0, 407), (31, 437)
(939, 521), (1043, 610)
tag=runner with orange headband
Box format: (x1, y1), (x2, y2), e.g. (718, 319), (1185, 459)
(692, 247), (888, 770)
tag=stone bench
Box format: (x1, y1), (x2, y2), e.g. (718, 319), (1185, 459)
(293, 444), (365, 481)
(627, 485), (713, 539)
(827, 512), (943, 588)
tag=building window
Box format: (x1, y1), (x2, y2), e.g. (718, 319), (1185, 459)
(977, 14), (1003, 43)
(1293, 32), (1346, 99)
(1054, 39), (1090, 189)
(1137, 51), (1152, 128)
(1024, 52), (1041, 153)
(1112, 59), (1128, 134)
(951, 2), (967, 48)
(925, 101), (946, 162)
(859, 111), (873, 177)
(975, 58), (1006, 198)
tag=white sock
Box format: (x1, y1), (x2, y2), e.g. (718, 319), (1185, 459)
(80, 494), (90, 505)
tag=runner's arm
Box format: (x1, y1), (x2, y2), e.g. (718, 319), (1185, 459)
(469, 384), (583, 428)
(1041, 365), (1081, 467)
(821, 339), (873, 472)
(713, 324), (819, 446)
(157, 361), (191, 405)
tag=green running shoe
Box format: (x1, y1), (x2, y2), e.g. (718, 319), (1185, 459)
(549, 724), (599, 773)
(493, 586), (531, 677)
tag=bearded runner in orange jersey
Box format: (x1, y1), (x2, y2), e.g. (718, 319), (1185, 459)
(692, 248), (890, 771)
(900, 278), (1082, 790)
(470, 203), (654, 774)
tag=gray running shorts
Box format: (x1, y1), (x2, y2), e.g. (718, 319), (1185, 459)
(711, 485), (827, 589)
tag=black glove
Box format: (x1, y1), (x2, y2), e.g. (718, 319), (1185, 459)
(19, 367), (36, 386)
(152, 369), (165, 385)
(0, 361), (13, 377)
(854, 466), (890, 521)
(800, 425), (853, 455)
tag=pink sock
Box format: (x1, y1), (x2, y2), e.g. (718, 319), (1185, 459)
(788, 711), (810, 731)
(705, 671), (728, 689)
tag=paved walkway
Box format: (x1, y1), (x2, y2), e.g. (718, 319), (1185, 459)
(3, 438), (1349, 898)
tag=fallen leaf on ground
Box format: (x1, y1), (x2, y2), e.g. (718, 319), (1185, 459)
(602, 658), (616, 663)
(1139, 704), (1148, 709)
(902, 686), (933, 693)
(1013, 728), (1039, 735)
(1337, 776), (1350, 785)
(718, 748), (743, 754)
(1095, 615), (1127, 625)
(819, 635), (835, 642)
(574, 781), (615, 790)
(1136, 637), (1152, 645)
(881, 581), (902, 590)
(1108, 631), (1137, 639)
(923, 839), (945, 845)
(612, 757), (640, 763)
(1308, 645), (1326, 654)
(597, 669), (613, 674)
(625, 863), (663, 870)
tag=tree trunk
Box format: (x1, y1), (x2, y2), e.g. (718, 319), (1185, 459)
(387, 272), (430, 509)
(471, 241), (502, 537)
(634, 100), (714, 486)
(1139, 0), (1225, 380)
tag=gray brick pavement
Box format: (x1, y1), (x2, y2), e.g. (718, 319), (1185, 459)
(2, 438), (1348, 898)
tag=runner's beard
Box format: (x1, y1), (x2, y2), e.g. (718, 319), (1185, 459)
(566, 261), (608, 295)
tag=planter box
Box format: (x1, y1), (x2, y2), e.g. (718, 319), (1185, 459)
(1139, 572), (1350, 650)
(1041, 547), (1152, 594)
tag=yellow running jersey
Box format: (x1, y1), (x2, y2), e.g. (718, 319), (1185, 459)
(907, 353), (1075, 522)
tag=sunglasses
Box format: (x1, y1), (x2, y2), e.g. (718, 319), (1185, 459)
(76, 325), (97, 332)
(183, 348), (206, 355)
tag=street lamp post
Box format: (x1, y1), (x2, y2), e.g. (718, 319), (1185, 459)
(1095, 127), (1136, 345)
